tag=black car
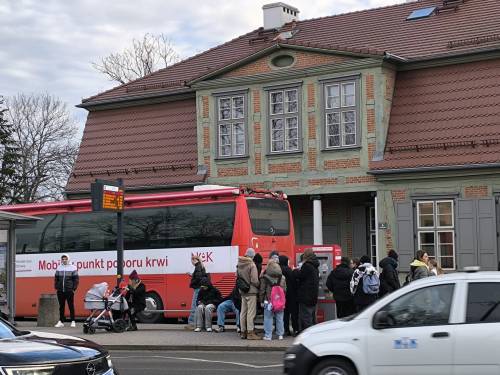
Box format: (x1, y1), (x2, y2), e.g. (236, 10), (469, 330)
(0, 318), (118, 375)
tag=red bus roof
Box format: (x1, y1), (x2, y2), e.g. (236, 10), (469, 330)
(0, 187), (287, 216)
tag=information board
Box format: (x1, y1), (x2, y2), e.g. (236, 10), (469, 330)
(91, 180), (124, 212)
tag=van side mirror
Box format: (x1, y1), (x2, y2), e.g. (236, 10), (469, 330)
(373, 310), (395, 329)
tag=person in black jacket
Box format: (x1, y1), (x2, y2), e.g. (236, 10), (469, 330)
(295, 248), (320, 332)
(215, 280), (241, 333)
(126, 270), (146, 331)
(187, 255), (206, 329)
(326, 257), (355, 318)
(194, 277), (222, 332)
(279, 255), (299, 336)
(379, 250), (401, 297)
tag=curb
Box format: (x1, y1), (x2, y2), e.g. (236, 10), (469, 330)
(104, 344), (288, 352)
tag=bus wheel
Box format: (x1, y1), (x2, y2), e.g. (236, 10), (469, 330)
(138, 292), (164, 324)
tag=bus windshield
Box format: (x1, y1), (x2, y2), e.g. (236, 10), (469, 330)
(246, 198), (290, 236)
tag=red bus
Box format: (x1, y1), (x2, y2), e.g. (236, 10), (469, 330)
(1, 187), (295, 322)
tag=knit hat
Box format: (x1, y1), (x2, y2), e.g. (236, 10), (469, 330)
(269, 250), (280, 259)
(245, 248), (256, 258)
(129, 270), (139, 280)
(270, 254), (280, 263)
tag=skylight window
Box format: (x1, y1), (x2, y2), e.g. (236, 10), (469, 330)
(407, 6), (436, 20)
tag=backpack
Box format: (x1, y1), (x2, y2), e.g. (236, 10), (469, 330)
(403, 272), (412, 286)
(236, 275), (250, 293)
(362, 272), (380, 295)
(270, 277), (286, 312)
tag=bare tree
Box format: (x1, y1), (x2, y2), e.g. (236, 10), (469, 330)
(92, 33), (180, 84)
(6, 93), (78, 202)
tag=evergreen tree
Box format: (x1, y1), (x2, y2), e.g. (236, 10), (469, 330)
(0, 97), (19, 203)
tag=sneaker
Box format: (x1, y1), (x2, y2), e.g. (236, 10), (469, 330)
(236, 327), (241, 333)
(194, 328), (201, 332)
(262, 336), (272, 341)
(278, 335), (284, 340)
(206, 328), (212, 332)
(54, 321), (64, 328)
(214, 326), (224, 333)
(70, 321), (76, 328)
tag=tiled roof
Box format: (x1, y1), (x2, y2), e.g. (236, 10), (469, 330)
(371, 58), (500, 171)
(66, 98), (204, 193)
(82, 0), (500, 106)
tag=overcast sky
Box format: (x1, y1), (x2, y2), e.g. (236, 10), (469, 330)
(1, 0), (403, 134)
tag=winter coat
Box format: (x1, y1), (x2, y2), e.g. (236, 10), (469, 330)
(126, 282), (146, 312)
(197, 283), (222, 306)
(379, 257), (400, 296)
(237, 256), (260, 295)
(259, 261), (287, 304)
(296, 256), (320, 307)
(189, 262), (206, 289)
(410, 260), (432, 281)
(326, 263), (354, 302)
(222, 283), (242, 311)
(54, 263), (79, 292)
(279, 256), (298, 304)
(350, 263), (379, 308)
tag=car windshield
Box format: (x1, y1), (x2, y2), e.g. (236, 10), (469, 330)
(0, 318), (28, 339)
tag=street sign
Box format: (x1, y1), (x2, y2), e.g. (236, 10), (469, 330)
(91, 180), (124, 212)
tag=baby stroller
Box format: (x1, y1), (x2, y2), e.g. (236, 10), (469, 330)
(83, 282), (129, 334)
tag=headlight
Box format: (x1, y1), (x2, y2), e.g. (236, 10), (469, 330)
(3, 367), (54, 375)
(106, 355), (113, 369)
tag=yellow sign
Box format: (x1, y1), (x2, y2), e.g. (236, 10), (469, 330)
(102, 184), (124, 211)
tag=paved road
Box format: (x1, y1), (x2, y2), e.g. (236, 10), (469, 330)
(110, 350), (284, 375)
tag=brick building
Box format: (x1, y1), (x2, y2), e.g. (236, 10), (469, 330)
(68, 0), (500, 271)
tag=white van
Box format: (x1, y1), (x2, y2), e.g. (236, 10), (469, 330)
(284, 270), (500, 375)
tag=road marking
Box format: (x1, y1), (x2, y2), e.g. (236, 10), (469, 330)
(112, 355), (282, 369)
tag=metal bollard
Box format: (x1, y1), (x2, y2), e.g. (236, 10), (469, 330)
(37, 294), (59, 327)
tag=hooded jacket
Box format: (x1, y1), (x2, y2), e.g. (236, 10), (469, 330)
(259, 261), (287, 304)
(237, 256), (259, 295)
(326, 263), (354, 302)
(379, 256), (400, 296)
(296, 255), (320, 307)
(189, 261), (207, 289)
(196, 278), (222, 306)
(126, 282), (146, 311)
(279, 255), (298, 303)
(54, 257), (79, 292)
(350, 263), (379, 307)
(410, 259), (432, 281)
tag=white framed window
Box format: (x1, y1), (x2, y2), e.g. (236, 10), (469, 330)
(269, 88), (300, 153)
(324, 80), (358, 149)
(416, 200), (455, 270)
(217, 95), (246, 158)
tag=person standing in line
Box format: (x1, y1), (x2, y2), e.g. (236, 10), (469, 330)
(350, 255), (379, 312)
(237, 248), (260, 340)
(125, 270), (146, 331)
(259, 257), (287, 341)
(428, 259), (444, 276)
(379, 250), (401, 297)
(279, 255), (299, 336)
(296, 248), (320, 332)
(253, 253), (263, 277)
(326, 257), (355, 318)
(186, 255), (206, 330)
(409, 250), (432, 281)
(54, 254), (79, 328)
(194, 277), (222, 332)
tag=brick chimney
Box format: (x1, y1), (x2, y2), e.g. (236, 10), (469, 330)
(263, 3), (299, 30)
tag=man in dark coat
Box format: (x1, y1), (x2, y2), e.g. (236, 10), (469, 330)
(326, 257), (355, 318)
(126, 270), (146, 331)
(379, 250), (401, 296)
(195, 277), (222, 332)
(279, 255), (299, 335)
(295, 248), (320, 332)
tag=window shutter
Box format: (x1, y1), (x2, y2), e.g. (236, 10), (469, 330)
(456, 199), (478, 269)
(352, 206), (367, 260)
(477, 198), (497, 270)
(395, 202), (414, 272)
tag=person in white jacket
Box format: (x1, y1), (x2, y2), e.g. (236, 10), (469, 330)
(54, 254), (79, 327)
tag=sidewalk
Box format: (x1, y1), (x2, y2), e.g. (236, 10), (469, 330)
(17, 322), (293, 352)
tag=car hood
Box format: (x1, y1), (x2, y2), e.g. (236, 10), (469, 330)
(293, 317), (355, 345)
(0, 331), (106, 365)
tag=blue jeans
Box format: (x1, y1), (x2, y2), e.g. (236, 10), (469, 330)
(216, 300), (240, 327)
(263, 308), (284, 339)
(188, 288), (199, 325)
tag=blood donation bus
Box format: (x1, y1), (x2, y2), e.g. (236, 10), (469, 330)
(1, 186), (295, 322)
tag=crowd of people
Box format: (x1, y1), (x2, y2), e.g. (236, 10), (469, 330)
(186, 248), (321, 340)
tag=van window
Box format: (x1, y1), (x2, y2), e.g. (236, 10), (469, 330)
(466, 282), (500, 323)
(378, 284), (454, 328)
